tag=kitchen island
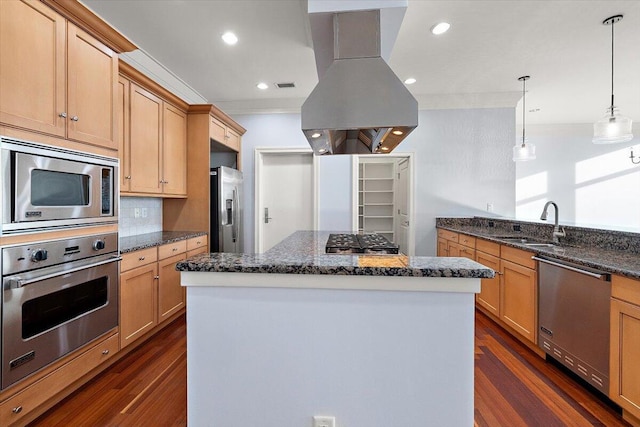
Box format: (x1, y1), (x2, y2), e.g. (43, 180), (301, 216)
(177, 231), (493, 427)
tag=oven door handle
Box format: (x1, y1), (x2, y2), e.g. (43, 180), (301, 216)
(7, 256), (122, 289)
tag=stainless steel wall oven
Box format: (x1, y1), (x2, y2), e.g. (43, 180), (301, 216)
(1, 233), (119, 389)
(1, 136), (118, 235)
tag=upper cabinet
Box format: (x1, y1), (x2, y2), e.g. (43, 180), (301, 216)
(210, 115), (240, 152)
(0, 0), (120, 150)
(119, 63), (188, 198)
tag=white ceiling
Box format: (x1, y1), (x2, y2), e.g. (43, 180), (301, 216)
(82, 0), (640, 125)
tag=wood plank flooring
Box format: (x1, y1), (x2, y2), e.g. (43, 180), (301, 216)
(31, 311), (629, 426)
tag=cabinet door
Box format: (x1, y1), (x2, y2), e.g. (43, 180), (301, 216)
(120, 263), (158, 349)
(501, 259), (537, 343)
(209, 115), (226, 145)
(162, 103), (187, 196)
(66, 23), (118, 149)
(158, 253), (186, 323)
(0, 0), (66, 137)
(117, 76), (131, 192)
(610, 298), (640, 419)
(437, 237), (449, 256)
(459, 246), (475, 260)
(129, 83), (162, 194)
(448, 242), (461, 257)
(226, 127), (241, 152)
(476, 251), (500, 317)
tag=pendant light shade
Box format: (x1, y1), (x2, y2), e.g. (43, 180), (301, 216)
(513, 75), (536, 161)
(593, 15), (633, 144)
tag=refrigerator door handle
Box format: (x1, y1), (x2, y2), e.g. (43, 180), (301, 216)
(232, 188), (237, 242)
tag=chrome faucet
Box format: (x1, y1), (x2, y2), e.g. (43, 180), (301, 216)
(540, 201), (566, 243)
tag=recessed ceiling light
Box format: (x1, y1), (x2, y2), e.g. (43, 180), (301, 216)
(404, 78), (416, 85)
(221, 31), (238, 45)
(392, 130), (404, 135)
(381, 146), (390, 151)
(311, 132), (322, 138)
(431, 22), (450, 35)
(318, 148), (327, 154)
(256, 82), (269, 90)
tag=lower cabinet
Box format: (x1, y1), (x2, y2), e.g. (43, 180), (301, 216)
(476, 247), (500, 317)
(500, 256), (537, 343)
(610, 275), (640, 424)
(119, 235), (206, 349)
(0, 333), (118, 426)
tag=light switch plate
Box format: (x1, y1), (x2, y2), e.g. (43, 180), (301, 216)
(313, 415), (335, 427)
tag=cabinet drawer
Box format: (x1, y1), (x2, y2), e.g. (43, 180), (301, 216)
(612, 275), (640, 306)
(437, 229), (459, 242)
(187, 247), (208, 259)
(187, 236), (208, 252)
(477, 239), (500, 257)
(158, 240), (187, 260)
(0, 333), (118, 427)
(121, 247), (158, 272)
(500, 245), (536, 269)
(458, 234), (476, 248)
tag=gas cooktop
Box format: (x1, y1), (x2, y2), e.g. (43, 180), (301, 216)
(325, 233), (399, 254)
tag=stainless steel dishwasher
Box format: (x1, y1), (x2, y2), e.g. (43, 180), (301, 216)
(535, 256), (611, 394)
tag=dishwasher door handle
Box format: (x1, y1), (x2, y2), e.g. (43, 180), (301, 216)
(532, 256), (609, 280)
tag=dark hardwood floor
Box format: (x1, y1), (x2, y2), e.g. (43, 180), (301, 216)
(31, 311), (629, 426)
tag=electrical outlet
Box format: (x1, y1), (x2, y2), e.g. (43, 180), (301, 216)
(486, 203), (494, 212)
(141, 208), (148, 218)
(134, 208), (140, 218)
(313, 415), (335, 427)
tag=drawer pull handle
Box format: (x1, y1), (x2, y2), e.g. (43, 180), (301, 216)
(102, 350), (109, 355)
(12, 406), (23, 414)
(172, 248), (178, 251)
(197, 241), (201, 244)
(139, 256), (145, 261)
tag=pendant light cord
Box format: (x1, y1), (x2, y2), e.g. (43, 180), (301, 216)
(522, 78), (526, 147)
(610, 18), (615, 113)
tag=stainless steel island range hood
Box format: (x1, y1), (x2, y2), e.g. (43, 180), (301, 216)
(302, 8), (418, 155)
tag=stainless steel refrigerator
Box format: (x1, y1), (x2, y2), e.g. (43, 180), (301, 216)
(210, 166), (243, 252)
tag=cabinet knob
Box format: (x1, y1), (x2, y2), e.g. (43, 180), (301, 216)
(172, 248), (178, 252)
(12, 406), (23, 414)
(102, 349), (109, 355)
(125, 175), (132, 180)
(154, 275), (159, 280)
(71, 115), (79, 121)
(59, 112), (67, 118)
(139, 256), (145, 261)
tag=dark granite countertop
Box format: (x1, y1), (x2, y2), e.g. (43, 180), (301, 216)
(436, 222), (640, 280)
(120, 231), (207, 254)
(176, 231), (494, 278)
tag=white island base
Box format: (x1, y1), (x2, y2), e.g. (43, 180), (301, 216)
(183, 272), (480, 427)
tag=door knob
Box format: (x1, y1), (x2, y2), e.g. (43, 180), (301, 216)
(264, 208), (273, 224)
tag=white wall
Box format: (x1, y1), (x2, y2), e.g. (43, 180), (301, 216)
(515, 124), (640, 230)
(234, 108), (515, 255)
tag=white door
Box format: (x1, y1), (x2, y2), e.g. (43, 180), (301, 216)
(395, 158), (410, 255)
(256, 150), (317, 253)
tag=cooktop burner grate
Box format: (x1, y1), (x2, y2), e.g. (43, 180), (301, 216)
(325, 233), (399, 254)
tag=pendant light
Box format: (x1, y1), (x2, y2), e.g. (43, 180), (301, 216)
(593, 15), (633, 144)
(513, 75), (536, 161)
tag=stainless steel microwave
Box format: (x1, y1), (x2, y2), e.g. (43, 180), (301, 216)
(1, 136), (118, 234)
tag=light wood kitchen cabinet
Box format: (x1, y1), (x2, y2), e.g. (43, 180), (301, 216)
(0, 333), (118, 427)
(158, 253), (186, 323)
(210, 115), (240, 152)
(119, 255), (158, 349)
(475, 241), (501, 317)
(119, 237), (205, 347)
(129, 82), (163, 194)
(499, 245), (537, 344)
(117, 76), (131, 192)
(0, 0), (117, 150)
(162, 103), (188, 196)
(610, 275), (640, 424)
(437, 229), (458, 256)
(119, 67), (188, 197)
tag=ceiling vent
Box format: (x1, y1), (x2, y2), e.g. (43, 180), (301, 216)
(276, 82), (296, 89)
